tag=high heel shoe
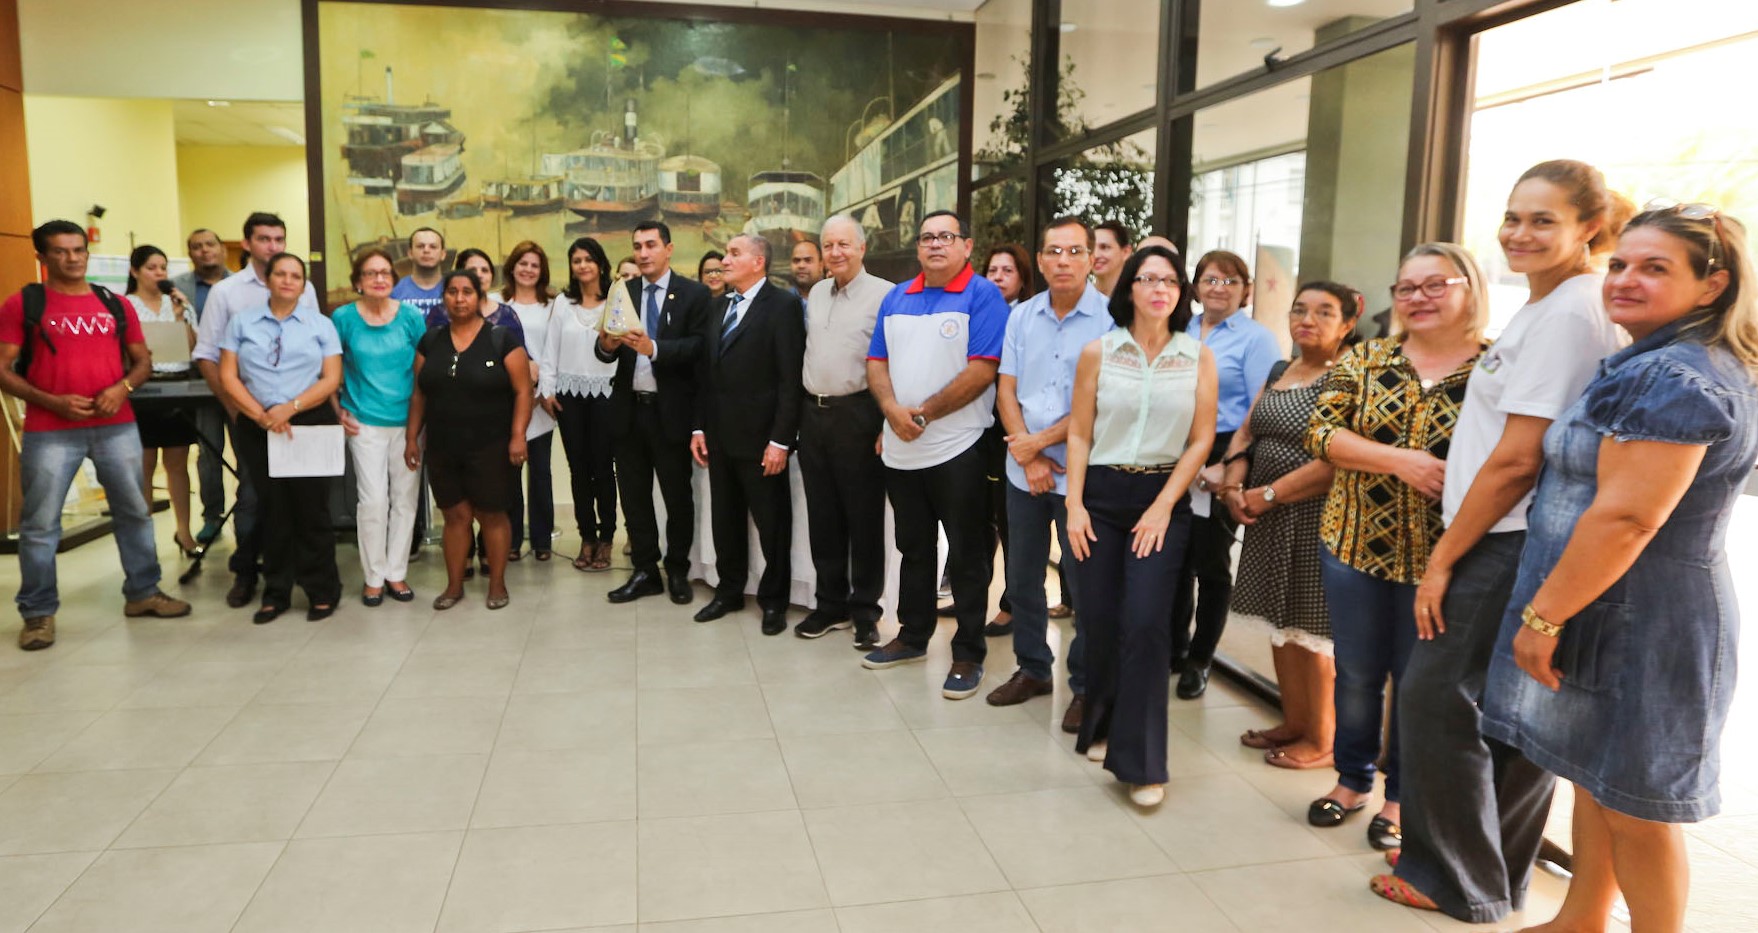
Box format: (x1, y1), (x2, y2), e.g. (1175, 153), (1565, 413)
(175, 532), (202, 558)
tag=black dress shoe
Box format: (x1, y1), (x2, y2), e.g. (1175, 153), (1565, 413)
(693, 597), (744, 623)
(608, 569), (664, 604)
(1175, 661), (1210, 700)
(226, 578), (257, 609)
(252, 604), (286, 625)
(667, 574), (693, 605)
(307, 604), (336, 622)
(761, 608), (786, 636)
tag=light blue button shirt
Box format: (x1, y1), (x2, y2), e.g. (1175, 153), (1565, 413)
(220, 302), (341, 407)
(999, 284), (1116, 495)
(1186, 310), (1282, 433)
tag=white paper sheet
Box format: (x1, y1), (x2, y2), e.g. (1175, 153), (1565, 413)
(527, 403), (556, 440)
(1189, 483), (1212, 518)
(268, 424), (346, 478)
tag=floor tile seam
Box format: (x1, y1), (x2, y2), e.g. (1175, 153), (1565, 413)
(46, 701), (253, 780)
(749, 687), (834, 915)
(824, 888), (1052, 931)
(7, 848), (102, 933)
(0, 708), (107, 775)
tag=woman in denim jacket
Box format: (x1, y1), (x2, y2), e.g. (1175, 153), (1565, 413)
(1481, 205), (1758, 932)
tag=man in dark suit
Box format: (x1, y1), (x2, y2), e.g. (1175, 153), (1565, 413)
(689, 233), (805, 635)
(597, 220), (713, 604)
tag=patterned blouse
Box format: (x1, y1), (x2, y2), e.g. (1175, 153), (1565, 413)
(1306, 336), (1485, 583)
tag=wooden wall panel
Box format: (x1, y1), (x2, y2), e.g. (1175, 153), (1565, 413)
(0, 89), (30, 235)
(0, 0), (18, 93)
(0, 0), (27, 531)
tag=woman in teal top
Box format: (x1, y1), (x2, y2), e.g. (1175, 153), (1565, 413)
(331, 248), (428, 605)
(1065, 244), (1218, 808)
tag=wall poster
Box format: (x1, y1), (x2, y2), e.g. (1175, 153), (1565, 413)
(306, 0), (972, 304)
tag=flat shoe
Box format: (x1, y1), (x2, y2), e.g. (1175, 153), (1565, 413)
(307, 604), (335, 622)
(486, 592), (510, 610)
(534, 550), (552, 562)
(1307, 797), (1366, 827)
(1129, 784), (1165, 807)
(362, 589), (384, 607)
(1085, 741), (1108, 763)
(1384, 849), (1401, 868)
(252, 605), (286, 625)
(1369, 873), (1435, 909)
(433, 591), (463, 611)
(1047, 603), (1073, 619)
(1264, 747), (1334, 770)
(1368, 815), (1403, 850)
(386, 583), (415, 602)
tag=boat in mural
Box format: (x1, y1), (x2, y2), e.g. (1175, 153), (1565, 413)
(745, 170), (826, 265)
(340, 67), (465, 198)
(542, 99), (664, 223)
(483, 176), (565, 216)
(395, 143), (467, 215)
(659, 156), (722, 219)
(827, 74), (960, 278)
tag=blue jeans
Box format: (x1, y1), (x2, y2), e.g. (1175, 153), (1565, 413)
(17, 423), (163, 617)
(1321, 547), (1417, 801)
(194, 404), (226, 525)
(1005, 482), (1082, 691)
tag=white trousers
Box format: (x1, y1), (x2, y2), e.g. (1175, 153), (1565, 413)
(348, 423), (421, 587)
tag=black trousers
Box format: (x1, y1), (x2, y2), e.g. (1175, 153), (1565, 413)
(232, 411), (342, 609)
(888, 440), (990, 664)
(1075, 467), (1191, 786)
(617, 394), (695, 576)
(797, 394), (886, 625)
(555, 393), (618, 542)
(224, 417), (262, 583)
(1396, 531), (1556, 923)
(1171, 429), (1236, 665)
(707, 451), (793, 610)
(981, 423), (1013, 615)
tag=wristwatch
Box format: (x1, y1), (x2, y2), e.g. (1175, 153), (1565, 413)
(910, 413), (929, 429)
(1260, 485), (1277, 504)
(1521, 603), (1564, 637)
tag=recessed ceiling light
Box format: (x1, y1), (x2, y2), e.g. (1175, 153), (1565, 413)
(205, 100), (231, 107)
(1268, 0), (1306, 7)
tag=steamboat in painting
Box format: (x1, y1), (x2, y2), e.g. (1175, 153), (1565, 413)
(543, 99), (664, 225)
(340, 66), (466, 215)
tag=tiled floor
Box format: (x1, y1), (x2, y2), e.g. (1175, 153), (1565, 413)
(0, 505), (1746, 932)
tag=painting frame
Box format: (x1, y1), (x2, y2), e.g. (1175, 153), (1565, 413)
(299, 0), (976, 300)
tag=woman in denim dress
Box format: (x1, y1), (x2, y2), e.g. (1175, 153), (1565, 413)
(1481, 206), (1758, 932)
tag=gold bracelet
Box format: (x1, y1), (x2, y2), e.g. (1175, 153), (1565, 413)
(1521, 603), (1564, 638)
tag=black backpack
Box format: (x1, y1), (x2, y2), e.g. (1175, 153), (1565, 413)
(14, 283), (130, 375)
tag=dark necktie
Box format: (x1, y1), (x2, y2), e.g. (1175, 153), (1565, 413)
(644, 283), (661, 334)
(721, 293), (744, 341)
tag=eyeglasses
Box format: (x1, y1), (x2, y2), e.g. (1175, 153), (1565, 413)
(917, 231), (969, 247)
(359, 269), (394, 279)
(1039, 245), (1090, 258)
(1199, 276), (1241, 288)
(1644, 198), (1725, 270)
(1288, 307), (1342, 321)
(1134, 275), (1179, 291)
(268, 334), (283, 368)
(1390, 276), (1468, 302)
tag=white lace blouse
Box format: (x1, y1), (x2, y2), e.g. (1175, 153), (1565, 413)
(540, 294), (616, 399)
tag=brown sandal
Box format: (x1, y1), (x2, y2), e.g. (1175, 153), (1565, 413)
(588, 539), (612, 572)
(573, 541), (596, 571)
(1240, 726), (1301, 750)
(1264, 746), (1335, 770)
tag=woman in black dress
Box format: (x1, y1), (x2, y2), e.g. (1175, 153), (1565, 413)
(404, 270), (533, 610)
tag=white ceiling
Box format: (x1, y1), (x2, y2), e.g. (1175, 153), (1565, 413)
(172, 100), (307, 147)
(18, 0), (980, 101)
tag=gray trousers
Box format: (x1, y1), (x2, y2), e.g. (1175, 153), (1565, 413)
(1395, 530), (1556, 924)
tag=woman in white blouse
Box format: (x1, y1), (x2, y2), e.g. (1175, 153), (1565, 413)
(501, 241), (558, 560)
(1065, 244), (1218, 808)
(541, 237), (621, 571)
(123, 244), (200, 557)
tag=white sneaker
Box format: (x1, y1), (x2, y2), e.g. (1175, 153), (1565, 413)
(1130, 784), (1165, 807)
(1085, 741), (1108, 762)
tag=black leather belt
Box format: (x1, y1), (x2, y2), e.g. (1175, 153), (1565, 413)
(634, 391), (659, 404)
(805, 389), (870, 408)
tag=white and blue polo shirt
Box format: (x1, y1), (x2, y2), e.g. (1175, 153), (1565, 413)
(867, 264), (1009, 470)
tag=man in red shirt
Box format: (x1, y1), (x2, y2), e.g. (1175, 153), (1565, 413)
(0, 220), (191, 650)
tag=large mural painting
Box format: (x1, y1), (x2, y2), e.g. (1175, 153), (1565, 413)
(312, 1), (969, 302)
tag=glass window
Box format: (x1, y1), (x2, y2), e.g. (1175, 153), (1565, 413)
(1055, 0), (1161, 138)
(1187, 43), (1414, 347)
(1193, 0), (1413, 90)
(1462, 0), (1758, 334)
(973, 0), (1031, 179)
(972, 177), (1027, 267)
(1040, 127), (1157, 245)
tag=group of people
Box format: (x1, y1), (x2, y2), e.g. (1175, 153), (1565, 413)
(4, 154), (1755, 932)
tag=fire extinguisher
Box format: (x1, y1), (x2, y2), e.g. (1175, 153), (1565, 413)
(85, 204), (106, 245)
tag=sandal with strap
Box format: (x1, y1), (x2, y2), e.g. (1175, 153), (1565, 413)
(1264, 746), (1334, 770)
(573, 542), (596, 571)
(1368, 873), (1436, 910)
(1307, 796), (1366, 827)
(1240, 727), (1300, 750)
(588, 540), (612, 572)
